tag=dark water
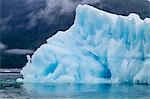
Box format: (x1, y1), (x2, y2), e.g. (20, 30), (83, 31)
(0, 73), (150, 99)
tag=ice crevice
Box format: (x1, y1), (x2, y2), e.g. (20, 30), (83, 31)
(17, 5), (150, 84)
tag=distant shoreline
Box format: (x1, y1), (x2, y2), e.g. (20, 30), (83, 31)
(0, 68), (21, 73)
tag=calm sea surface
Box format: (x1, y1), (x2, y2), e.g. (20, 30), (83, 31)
(0, 73), (150, 99)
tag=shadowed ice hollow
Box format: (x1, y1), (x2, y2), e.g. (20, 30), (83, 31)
(17, 5), (150, 84)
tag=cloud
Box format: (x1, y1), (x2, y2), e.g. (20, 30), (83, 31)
(26, 0), (45, 4)
(45, 0), (101, 13)
(28, 0), (101, 28)
(4, 49), (34, 55)
(0, 42), (7, 51)
(0, 16), (12, 31)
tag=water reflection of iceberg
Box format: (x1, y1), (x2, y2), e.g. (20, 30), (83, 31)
(22, 84), (150, 98)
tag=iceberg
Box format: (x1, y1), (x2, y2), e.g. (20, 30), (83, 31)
(17, 5), (150, 84)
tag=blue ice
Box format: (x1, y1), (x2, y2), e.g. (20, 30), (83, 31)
(17, 5), (150, 84)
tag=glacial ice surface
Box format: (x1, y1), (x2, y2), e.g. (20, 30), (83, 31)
(18, 5), (150, 84)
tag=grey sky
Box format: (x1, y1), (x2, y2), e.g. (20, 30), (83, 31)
(28, 0), (101, 28)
